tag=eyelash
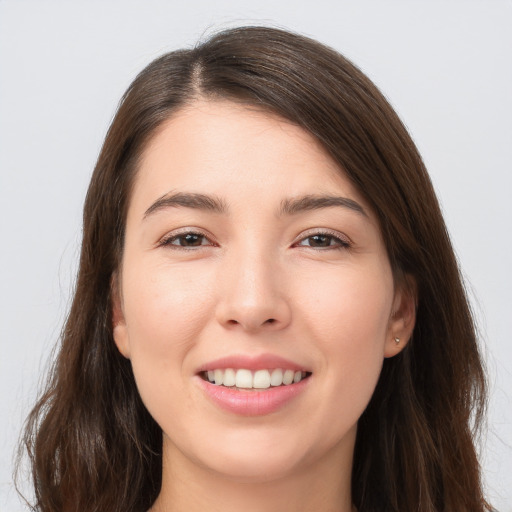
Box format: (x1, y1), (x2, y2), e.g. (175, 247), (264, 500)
(294, 230), (351, 250)
(158, 230), (214, 249)
(158, 229), (351, 251)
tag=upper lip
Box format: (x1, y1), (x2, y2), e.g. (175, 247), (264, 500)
(196, 354), (311, 373)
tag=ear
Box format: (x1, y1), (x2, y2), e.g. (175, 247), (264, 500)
(111, 273), (131, 359)
(384, 275), (417, 358)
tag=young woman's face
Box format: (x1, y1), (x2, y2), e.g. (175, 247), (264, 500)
(113, 100), (412, 483)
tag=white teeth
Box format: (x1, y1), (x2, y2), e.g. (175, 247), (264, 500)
(282, 369), (295, 385)
(205, 368), (308, 388)
(214, 369), (223, 385)
(253, 369), (271, 389)
(270, 368), (283, 386)
(235, 369), (253, 388)
(223, 368), (236, 387)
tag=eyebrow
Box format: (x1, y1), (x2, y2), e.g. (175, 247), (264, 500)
(279, 194), (367, 217)
(143, 191), (367, 219)
(143, 192), (228, 218)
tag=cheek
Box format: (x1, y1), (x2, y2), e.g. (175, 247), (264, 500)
(297, 262), (393, 344)
(294, 262), (393, 415)
(123, 261), (214, 352)
(120, 261), (216, 409)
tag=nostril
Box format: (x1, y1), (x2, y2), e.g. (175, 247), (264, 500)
(222, 317), (280, 330)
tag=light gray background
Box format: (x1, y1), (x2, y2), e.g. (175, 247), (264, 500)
(1, 0), (511, 510)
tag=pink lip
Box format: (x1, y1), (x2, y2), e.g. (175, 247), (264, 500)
(196, 353), (309, 372)
(195, 354), (312, 416)
(196, 375), (310, 416)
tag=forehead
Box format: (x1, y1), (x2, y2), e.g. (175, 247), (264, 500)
(130, 100), (369, 215)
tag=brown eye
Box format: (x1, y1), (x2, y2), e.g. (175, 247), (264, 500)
(162, 232), (210, 248)
(296, 232), (350, 249)
(306, 235), (333, 247)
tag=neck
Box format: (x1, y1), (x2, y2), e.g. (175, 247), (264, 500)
(150, 431), (355, 512)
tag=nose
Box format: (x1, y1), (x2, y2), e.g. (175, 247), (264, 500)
(215, 248), (292, 333)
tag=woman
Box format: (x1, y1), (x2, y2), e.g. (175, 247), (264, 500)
(20, 26), (490, 511)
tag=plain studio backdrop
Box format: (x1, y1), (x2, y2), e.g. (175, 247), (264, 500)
(1, 0), (511, 510)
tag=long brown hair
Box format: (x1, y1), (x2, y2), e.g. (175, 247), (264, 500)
(19, 26), (490, 512)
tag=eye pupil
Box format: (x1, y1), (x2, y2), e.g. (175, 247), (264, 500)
(309, 235), (331, 247)
(182, 234), (202, 246)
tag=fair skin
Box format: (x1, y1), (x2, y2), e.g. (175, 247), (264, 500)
(113, 100), (416, 512)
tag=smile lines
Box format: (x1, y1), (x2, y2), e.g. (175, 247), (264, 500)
(203, 368), (310, 389)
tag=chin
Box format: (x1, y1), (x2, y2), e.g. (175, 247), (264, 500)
(190, 424), (348, 485)
(204, 450), (306, 484)
(170, 425), (305, 482)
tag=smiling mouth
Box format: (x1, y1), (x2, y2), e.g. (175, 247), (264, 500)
(200, 368), (312, 389)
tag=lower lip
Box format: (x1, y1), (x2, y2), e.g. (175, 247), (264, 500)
(196, 376), (310, 416)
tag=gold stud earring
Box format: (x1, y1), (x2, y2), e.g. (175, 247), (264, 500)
(394, 337), (400, 345)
